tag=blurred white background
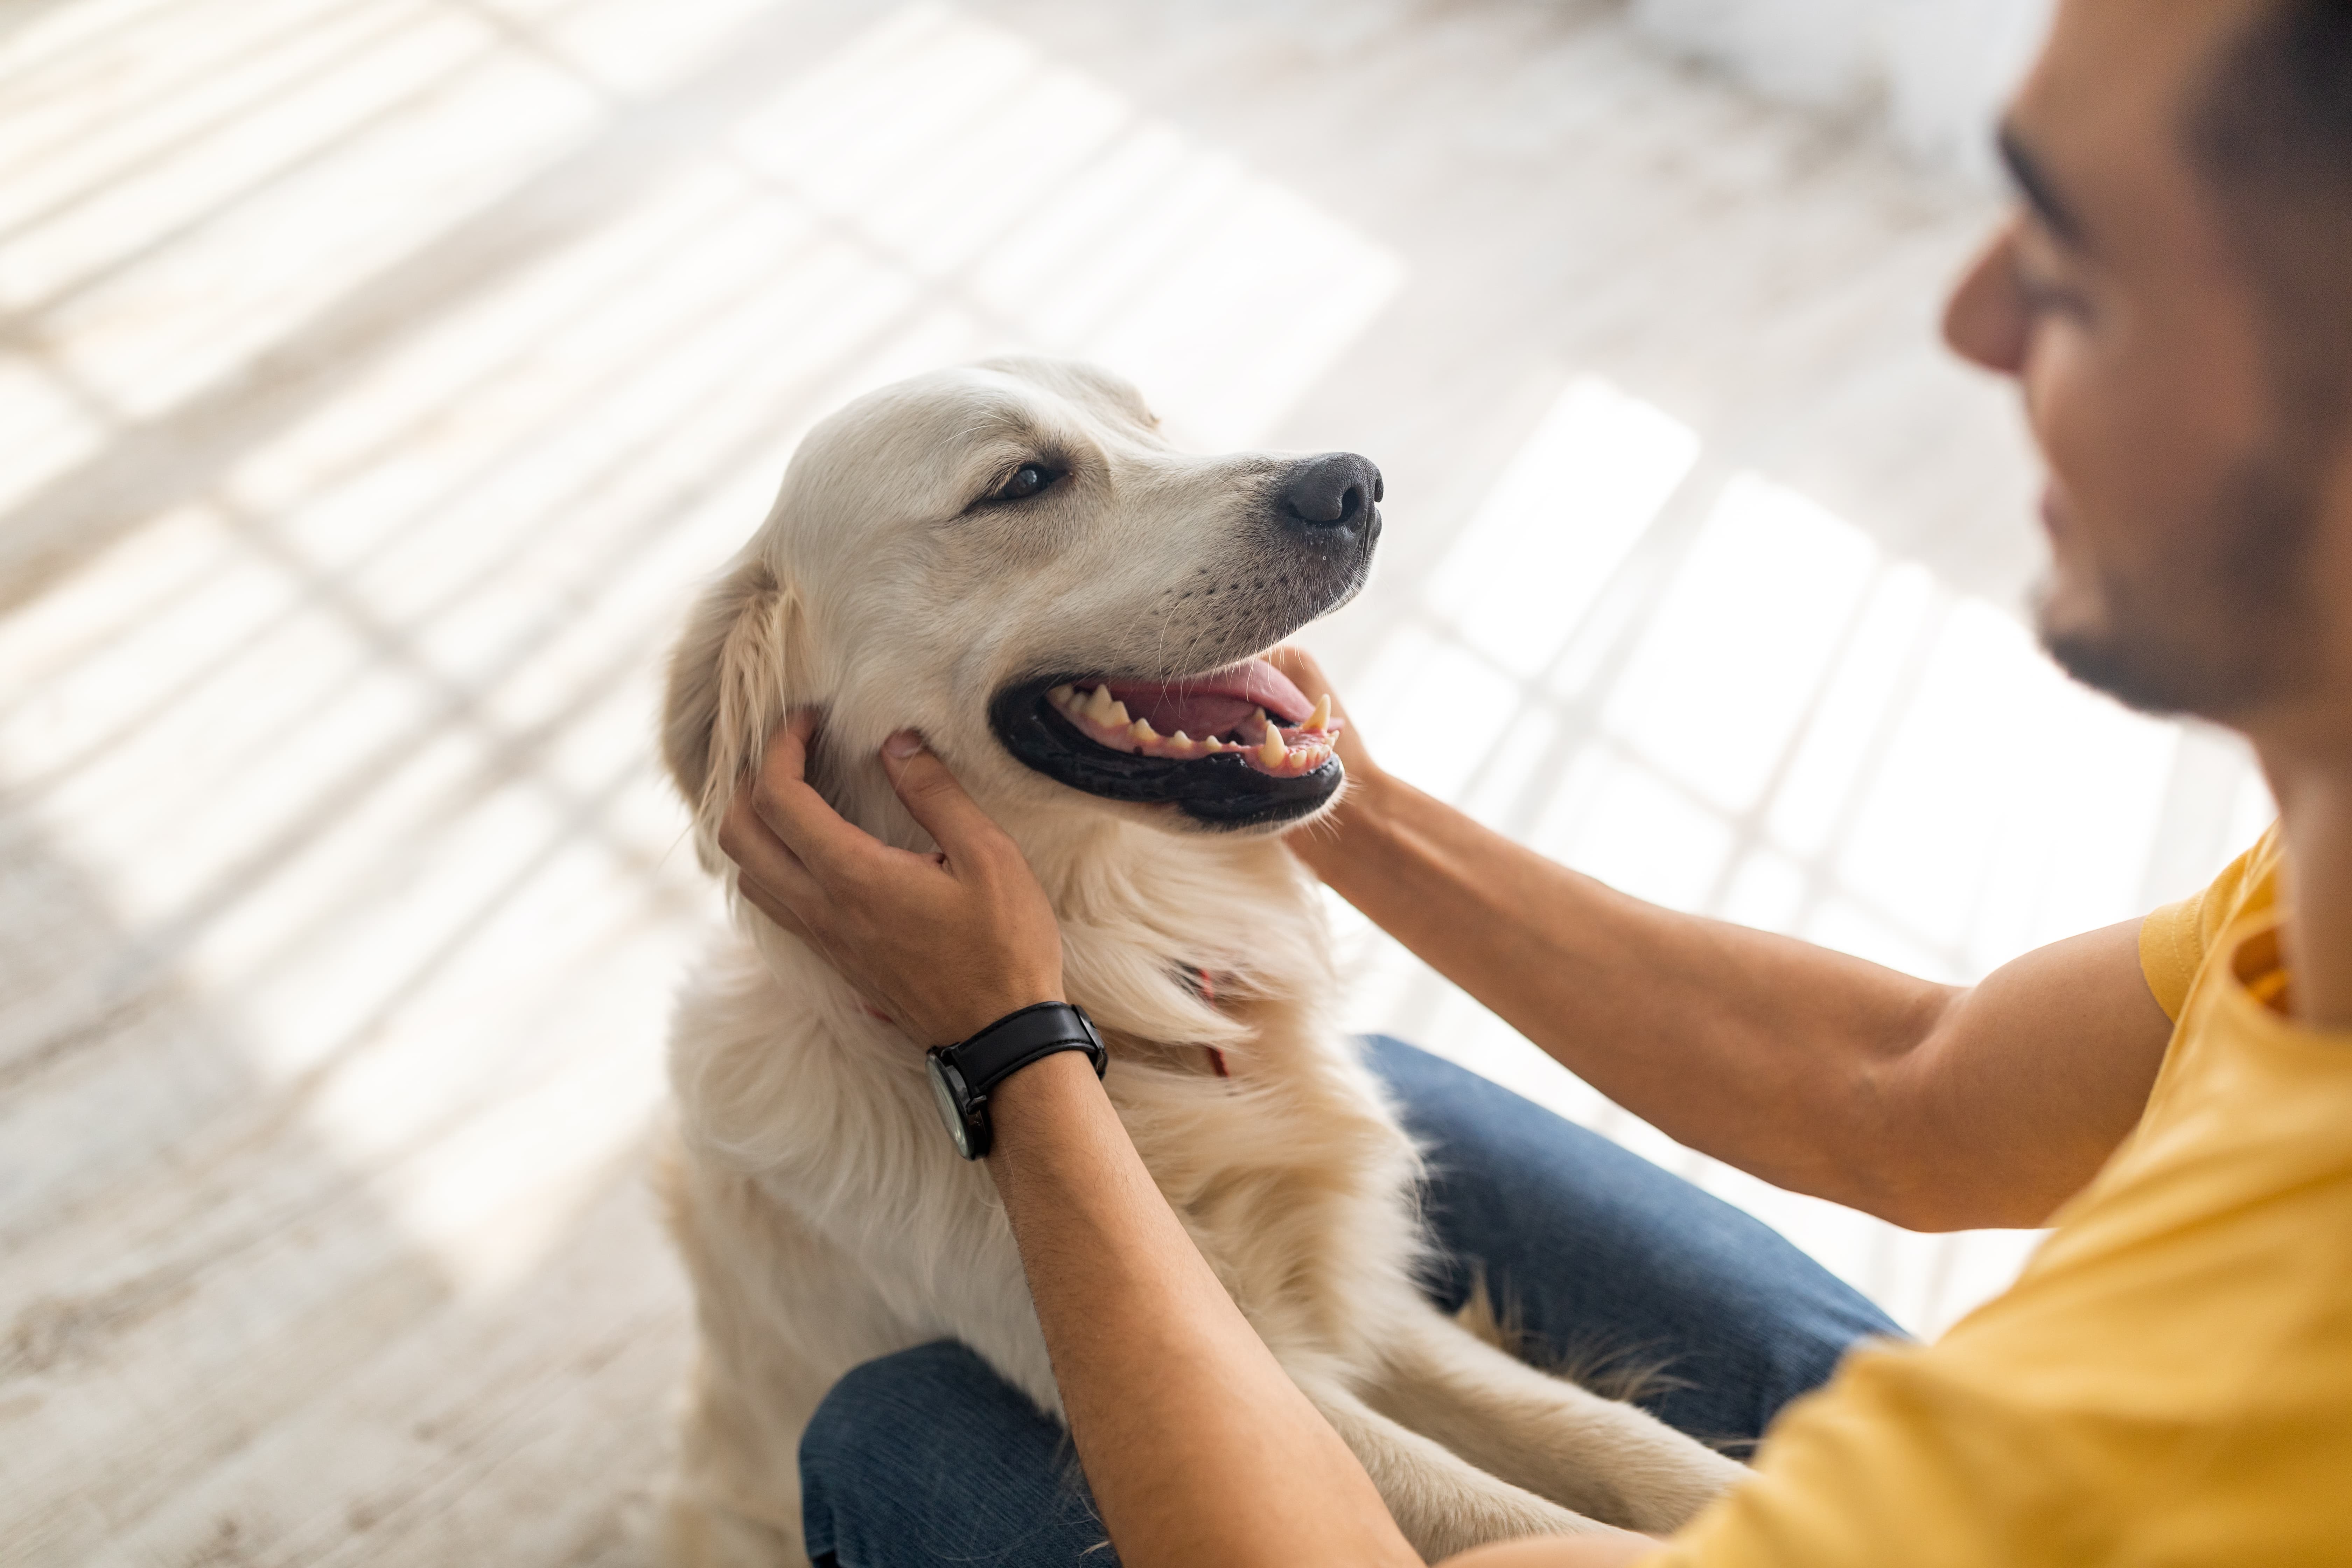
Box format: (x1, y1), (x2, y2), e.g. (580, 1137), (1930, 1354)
(1632, 0), (2056, 176)
(0, 0), (2270, 1562)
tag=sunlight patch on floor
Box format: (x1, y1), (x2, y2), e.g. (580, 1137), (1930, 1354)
(1428, 378), (1701, 680)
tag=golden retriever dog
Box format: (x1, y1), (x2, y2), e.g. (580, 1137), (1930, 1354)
(653, 357), (1745, 1565)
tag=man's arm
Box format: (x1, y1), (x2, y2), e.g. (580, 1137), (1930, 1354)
(1274, 649), (2174, 1233)
(983, 1051), (1432, 1568)
(1447, 1538), (1663, 1568)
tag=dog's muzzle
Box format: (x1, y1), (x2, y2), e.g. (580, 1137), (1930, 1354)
(989, 451), (1380, 830)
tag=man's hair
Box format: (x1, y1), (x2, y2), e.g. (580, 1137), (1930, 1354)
(2189, 0), (2352, 436)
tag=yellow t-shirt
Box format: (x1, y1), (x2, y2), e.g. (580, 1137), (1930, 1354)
(1648, 826), (2352, 1566)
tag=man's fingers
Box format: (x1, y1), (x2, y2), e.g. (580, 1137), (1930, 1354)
(736, 869), (816, 943)
(766, 707), (818, 770)
(1268, 643), (1348, 726)
(748, 715), (883, 882)
(880, 732), (1012, 868)
(1267, 642), (1371, 777)
(1266, 642), (1327, 692)
(719, 786), (828, 919)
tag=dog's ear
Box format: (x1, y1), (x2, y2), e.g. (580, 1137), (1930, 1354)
(663, 558), (802, 870)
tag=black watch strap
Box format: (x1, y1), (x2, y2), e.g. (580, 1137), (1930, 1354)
(944, 1001), (1106, 1094)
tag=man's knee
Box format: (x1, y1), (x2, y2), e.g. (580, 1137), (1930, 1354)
(801, 1342), (1108, 1568)
(802, 1340), (983, 1481)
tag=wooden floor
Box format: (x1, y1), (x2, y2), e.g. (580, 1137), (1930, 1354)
(0, 1), (2268, 1563)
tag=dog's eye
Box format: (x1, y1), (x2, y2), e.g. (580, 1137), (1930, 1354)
(988, 463), (1059, 503)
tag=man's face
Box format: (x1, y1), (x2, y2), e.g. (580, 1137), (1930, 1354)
(1943, 0), (2342, 724)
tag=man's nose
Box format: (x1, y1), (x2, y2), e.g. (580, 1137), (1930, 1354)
(1943, 221), (2030, 377)
(1278, 453), (1384, 530)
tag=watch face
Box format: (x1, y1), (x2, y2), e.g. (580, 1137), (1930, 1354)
(927, 1054), (975, 1160)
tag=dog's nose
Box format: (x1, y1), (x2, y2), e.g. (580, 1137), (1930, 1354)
(1279, 453), (1383, 529)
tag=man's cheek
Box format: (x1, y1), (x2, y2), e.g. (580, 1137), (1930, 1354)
(2019, 325), (2091, 497)
(2036, 342), (2151, 547)
(2028, 363), (2147, 630)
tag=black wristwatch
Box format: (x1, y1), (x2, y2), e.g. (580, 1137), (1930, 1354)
(925, 1001), (1106, 1160)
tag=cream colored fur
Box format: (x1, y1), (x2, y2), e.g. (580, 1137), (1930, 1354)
(655, 357), (1746, 1565)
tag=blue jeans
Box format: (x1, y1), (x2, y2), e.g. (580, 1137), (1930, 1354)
(801, 1037), (1900, 1567)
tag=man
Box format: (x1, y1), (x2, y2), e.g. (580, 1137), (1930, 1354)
(716, 0), (2352, 1562)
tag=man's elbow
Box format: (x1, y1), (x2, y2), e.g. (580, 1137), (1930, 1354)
(1856, 1155), (2060, 1234)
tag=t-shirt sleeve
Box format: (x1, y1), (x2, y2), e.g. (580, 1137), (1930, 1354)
(2138, 892), (2209, 1024)
(2138, 824), (2279, 1022)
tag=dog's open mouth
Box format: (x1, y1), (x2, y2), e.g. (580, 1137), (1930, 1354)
(1049, 663), (1339, 775)
(989, 658), (1345, 828)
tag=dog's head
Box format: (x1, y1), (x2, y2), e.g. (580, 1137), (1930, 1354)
(664, 356), (1380, 864)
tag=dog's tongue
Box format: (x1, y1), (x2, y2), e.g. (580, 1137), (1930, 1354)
(1105, 658), (1312, 738)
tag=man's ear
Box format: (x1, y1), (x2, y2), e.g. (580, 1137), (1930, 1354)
(662, 558), (803, 870)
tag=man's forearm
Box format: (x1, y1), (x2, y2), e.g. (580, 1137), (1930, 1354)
(986, 1052), (1423, 1568)
(1300, 769), (1965, 1222)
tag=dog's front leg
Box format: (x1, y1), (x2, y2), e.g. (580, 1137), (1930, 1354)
(1295, 1376), (1615, 1562)
(1365, 1306), (1749, 1535)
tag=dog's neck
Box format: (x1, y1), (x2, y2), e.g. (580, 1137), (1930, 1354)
(765, 762), (1333, 1054)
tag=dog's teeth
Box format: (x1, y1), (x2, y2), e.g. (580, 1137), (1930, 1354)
(1257, 728), (1287, 767)
(1131, 717), (1157, 743)
(1107, 700), (1131, 727)
(1050, 684), (1076, 708)
(1308, 694), (1332, 732)
(1171, 730), (1191, 749)
(1085, 685), (1116, 721)
(1202, 736), (1224, 752)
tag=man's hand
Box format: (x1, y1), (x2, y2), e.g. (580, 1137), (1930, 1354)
(716, 712), (1064, 1045)
(1265, 644), (1392, 882)
(1266, 644), (1378, 785)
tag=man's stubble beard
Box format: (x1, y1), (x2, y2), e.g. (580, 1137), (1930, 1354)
(2037, 442), (2325, 722)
